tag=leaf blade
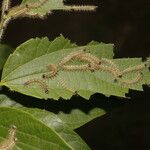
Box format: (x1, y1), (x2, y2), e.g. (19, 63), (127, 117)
(0, 107), (90, 150)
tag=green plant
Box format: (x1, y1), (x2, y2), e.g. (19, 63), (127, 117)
(0, 0), (149, 149)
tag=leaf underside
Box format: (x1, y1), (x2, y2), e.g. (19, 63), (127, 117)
(1, 35), (150, 100)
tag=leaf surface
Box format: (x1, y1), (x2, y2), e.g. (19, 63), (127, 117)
(1, 36), (149, 100)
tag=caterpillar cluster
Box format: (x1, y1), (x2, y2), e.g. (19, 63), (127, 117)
(43, 50), (147, 86)
(24, 49), (148, 93)
(0, 125), (17, 150)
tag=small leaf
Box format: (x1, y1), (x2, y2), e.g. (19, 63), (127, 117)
(0, 107), (90, 149)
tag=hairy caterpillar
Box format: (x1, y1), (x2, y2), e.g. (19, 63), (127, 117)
(0, 125), (17, 150)
(42, 64), (58, 79)
(6, 5), (29, 19)
(1, 0), (11, 18)
(116, 72), (143, 85)
(64, 5), (97, 11)
(58, 49), (86, 66)
(24, 79), (49, 94)
(94, 64), (122, 78)
(61, 64), (90, 71)
(121, 63), (147, 75)
(101, 58), (120, 70)
(75, 53), (101, 65)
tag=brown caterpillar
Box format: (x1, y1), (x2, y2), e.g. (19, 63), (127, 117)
(0, 125), (17, 150)
(1, 0), (11, 18)
(75, 53), (101, 65)
(42, 64), (58, 79)
(58, 49), (86, 66)
(64, 5), (97, 12)
(61, 64), (90, 71)
(6, 5), (29, 19)
(24, 79), (49, 94)
(101, 58), (119, 69)
(116, 72), (143, 85)
(94, 64), (122, 78)
(4, 0), (48, 20)
(122, 63), (147, 75)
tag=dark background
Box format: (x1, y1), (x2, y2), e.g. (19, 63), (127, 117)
(1, 0), (150, 150)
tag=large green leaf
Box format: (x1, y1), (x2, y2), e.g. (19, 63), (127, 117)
(0, 107), (90, 149)
(1, 36), (149, 100)
(0, 94), (106, 130)
(0, 44), (13, 70)
(21, 0), (96, 17)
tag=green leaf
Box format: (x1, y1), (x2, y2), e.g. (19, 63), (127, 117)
(0, 94), (106, 130)
(1, 36), (149, 100)
(0, 107), (90, 149)
(57, 108), (106, 129)
(21, 0), (97, 18)
(0, 44), (13, 70)
(1, 35), (115, 100)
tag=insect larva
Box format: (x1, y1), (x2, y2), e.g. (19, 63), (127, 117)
(61, 64), (90, 71)
(42, 64), (58, 79)
(0, 125), (17, 150)
(24, 79), (49, 94)
(6, 0), (48, 19)
(101, 58), (119, 68)
(117, 72), (143, 85)
(58, 49), (86, 66)
(75, 53), (101, 65)
(95, 64), (122, 78)
(1, 0), (11, 17)
(6, 5), (29, 19)
(122, 63), (147, 75)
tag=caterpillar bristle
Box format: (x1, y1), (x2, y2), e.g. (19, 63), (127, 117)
(75, 53), (101, 65)
(118, 72), (143, 85)
(0, 125), (17, 150)
(122, 63), (146, 75)
(1, 0), (11, 18)
(61, 64), (90, 71)
(58, 49), (86, 66)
